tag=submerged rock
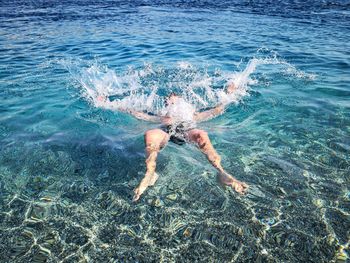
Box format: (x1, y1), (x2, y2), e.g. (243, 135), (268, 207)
(166, 193), (178, 201)
(38, 232), (59, 251)
(152, 198), (163, 207)
(31, 244), (51, 263)
(64, 225), (89, 246)
(62, 181), (93, 202)
(22, 229), (34, 239)
(39, 196), (53, 203)
(336, 246), (348, 262)
(28, 203), (50, 221)
(9, 234), (32, 259)
(183, 227), (191, 237)
(313, 198), (324, 208)
(95, 191), (128, 211)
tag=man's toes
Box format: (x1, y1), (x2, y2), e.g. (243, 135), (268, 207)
(133, 188), (139, 195)
(240, 184), (249, 194)
(133, 188), (142, 201)
(234, 184), (244, 193)
(133, 194), (140, 202)
(232, 182), (249, 194)
(133, 190), (141, 202)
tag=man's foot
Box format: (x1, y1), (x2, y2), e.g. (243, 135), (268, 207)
(218, 171), (248, 194)
(133, 173), (159, 202)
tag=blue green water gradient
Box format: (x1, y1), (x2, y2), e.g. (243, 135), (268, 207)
(0, 1), (349, 262)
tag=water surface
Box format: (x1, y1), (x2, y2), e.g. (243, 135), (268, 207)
(0, 0), (349, 262)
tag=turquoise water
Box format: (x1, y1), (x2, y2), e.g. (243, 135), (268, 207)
(1, 1), (350, 262)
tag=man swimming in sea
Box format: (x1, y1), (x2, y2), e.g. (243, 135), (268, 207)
(98, 82), (248, 201)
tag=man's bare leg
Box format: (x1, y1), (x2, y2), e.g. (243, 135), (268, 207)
(133, 129), (170, 201)
(187, 129), (248, 194)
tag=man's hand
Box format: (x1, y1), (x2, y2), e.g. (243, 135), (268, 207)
(226, 82), (237, 94)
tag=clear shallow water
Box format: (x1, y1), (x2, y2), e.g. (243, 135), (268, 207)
(1, 0), (350, 262)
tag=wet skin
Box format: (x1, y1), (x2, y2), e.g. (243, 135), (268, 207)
(98, 83), (249, 201)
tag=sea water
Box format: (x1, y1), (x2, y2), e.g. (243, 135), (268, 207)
(0, 0), (349, 262)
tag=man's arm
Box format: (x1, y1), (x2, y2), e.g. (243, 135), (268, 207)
(194, 104), (225, 122)
(121, 108), (161, 122)
(194, 82), (238, 122)
(194, 82), (237, 121)
(96, 95), (161, 123)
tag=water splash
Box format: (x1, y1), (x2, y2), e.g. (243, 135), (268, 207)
(67, 52), (315, 116)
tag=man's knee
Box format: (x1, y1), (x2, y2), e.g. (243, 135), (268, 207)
(198, 130), (208, 139)
(148, 131), (169, 153)
(194, 130), (209, 148)
(145, 129), (162, 139)
(145, 129), (162, 144)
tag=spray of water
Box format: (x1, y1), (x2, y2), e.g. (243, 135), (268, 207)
(66, 51), (315, 119)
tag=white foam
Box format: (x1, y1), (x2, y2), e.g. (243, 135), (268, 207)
(177, 61), (194, 70)
(69, 52), (315, 118)
(162, 98), (196, 123)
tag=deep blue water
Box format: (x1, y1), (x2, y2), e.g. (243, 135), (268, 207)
(0, 1), (350, 262)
